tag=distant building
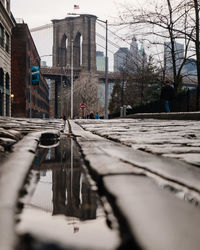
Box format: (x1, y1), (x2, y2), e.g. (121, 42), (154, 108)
(183, 58), (197, 77)
(41, 61), (47, 67)
(96, 51), (105, 71)
(0, 0), (15, 116)
(138, 44), (148, 68)
(164, 41), (184, 73)
(114, 47), (129, 72)
(114, 37), (147, 72)
(11, 22), (49, 118)
(129, 36), (140, 72)
(130, 36), (138, 58)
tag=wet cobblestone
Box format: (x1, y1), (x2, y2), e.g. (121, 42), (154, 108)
(75, 118), (200, 166)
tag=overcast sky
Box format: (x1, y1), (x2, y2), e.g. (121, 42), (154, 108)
(10, 0), (140, 70)
(11, 0), (125, 28)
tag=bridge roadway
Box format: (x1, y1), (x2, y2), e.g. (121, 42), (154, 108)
(40, 66), (122, 82)
(0, 113), (200, 250)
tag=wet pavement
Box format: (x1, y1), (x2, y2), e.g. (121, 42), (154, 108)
(0, 114), (200, 250)
(75, 118), (200, 166)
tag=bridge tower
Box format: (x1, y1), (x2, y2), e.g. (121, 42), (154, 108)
(52, 14), (97, 72)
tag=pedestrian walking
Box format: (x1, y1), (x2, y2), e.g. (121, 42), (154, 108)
(95, 112), (100, 119)
(63, 114), (66, 128)
(89, 112), (94, 119)
(160, 83), (174, 112)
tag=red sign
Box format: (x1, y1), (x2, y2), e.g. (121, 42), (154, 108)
(80, 103), (86, 109)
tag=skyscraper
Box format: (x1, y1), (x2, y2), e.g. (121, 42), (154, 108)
(96, 51), (105, 71)
(113, 36), (147, 72)
(164, 41), (184, 73)
(130, 36), (138, 57)
(113, 47), (129, 72)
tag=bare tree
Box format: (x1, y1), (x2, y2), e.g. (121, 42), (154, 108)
(119, 0), (194, 94)
(193, 0), (200, 108)
(73, 72), (100, 117)
(109, 54), (160, 113)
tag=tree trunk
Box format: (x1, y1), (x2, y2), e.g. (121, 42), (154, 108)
(194, 0), (200, 110)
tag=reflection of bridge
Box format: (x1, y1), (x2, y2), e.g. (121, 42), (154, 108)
(32, 138), (97, 220)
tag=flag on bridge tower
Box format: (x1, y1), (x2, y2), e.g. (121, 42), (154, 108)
(74, 4), (79, 9)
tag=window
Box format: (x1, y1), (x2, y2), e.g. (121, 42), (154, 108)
(0, 25), (4, 47)
(6, 94), (9, 116)
(0, 68), (4, 87)
(5, 32), (9, 52)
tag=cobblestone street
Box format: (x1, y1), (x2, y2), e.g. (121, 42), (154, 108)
(0, 115), (200, 250)
(75, 118), (200, 166)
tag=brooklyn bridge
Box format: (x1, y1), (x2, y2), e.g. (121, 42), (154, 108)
(33, 14), (121, 118)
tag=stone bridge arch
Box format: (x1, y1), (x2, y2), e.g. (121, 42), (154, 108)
(52, 14), (97, 72)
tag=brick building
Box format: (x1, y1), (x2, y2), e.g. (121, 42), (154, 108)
(11, 22), (49, 118)
(0, 0), (15, 116)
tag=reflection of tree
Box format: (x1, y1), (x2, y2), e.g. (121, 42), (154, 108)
(35, 137), (97, 220)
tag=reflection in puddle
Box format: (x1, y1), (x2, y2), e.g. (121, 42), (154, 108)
(17, 137), (120, 250)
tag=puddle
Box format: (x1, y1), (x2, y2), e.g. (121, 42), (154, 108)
(16, 136), (120, 250)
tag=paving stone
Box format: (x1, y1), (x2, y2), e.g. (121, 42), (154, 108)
(0, 207), (16, 250)
(98, 142), (200, 192)
(7, 129), (23, 140)
(132, 145), (200, 155)
(70, 120), (105, 141)
(0, 145), (4, 152)
(103, 175), (200, 250)
(75, 119), (200, 166)
(0, 137), (17, 149)
(163, 153), (200, 166)
(79, 148), (144, 177)
(0, 128), (20, 140)
(71, 120), (200, 195)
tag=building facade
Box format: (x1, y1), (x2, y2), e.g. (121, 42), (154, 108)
(11, 22), (49, 118)
(182, 58), (197, 79)
(0, 0), (15, 116)
(96, 51), (105, 71)
(113, 47), (129, 72)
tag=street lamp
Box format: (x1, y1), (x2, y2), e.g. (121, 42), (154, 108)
(97, 18), (108, 119)
(71, 39), (74, 119)
(10, 93), (14, 100)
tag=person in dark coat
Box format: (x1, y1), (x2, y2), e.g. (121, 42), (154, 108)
(89, 112), (94, 119)
(160, 83), (174, 112)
